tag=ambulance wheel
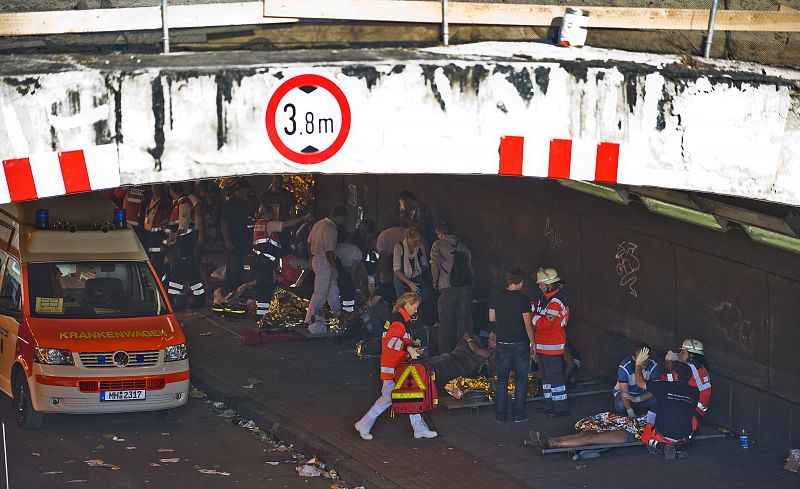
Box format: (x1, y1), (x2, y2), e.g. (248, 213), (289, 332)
(13, 373), (43, 429)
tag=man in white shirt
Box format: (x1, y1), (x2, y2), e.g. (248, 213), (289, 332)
(305, 206), (348, 325)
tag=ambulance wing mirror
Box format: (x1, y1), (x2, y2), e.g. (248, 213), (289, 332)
(0, 296), (20, 320)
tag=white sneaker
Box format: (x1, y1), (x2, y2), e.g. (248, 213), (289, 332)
(414, 429), (438, 439)
(354, 422), (373, 441)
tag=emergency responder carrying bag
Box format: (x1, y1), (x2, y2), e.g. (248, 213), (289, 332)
(391, 362), (439, 414)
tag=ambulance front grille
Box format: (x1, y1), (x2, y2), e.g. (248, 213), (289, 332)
(78, 350), (160, 368)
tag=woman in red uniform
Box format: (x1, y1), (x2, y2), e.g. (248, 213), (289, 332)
(354, 292), (438, 440)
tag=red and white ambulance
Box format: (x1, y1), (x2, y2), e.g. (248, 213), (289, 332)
(0, 193), (189, 428)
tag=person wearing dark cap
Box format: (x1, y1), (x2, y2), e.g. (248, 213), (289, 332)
(304, 206), (348, 327)
(531, 349), (699, 460)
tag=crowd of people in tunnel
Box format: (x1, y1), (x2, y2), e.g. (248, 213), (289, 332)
(104, 177), (712, 456)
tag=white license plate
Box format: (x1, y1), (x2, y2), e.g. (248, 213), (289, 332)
(100, 390), (146, 401)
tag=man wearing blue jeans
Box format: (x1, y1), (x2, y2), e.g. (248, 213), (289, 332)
(489, 268), (535, 423)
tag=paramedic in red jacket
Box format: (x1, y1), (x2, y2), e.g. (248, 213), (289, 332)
(355, 292), (438, 440)
(532, 267), (570, 418)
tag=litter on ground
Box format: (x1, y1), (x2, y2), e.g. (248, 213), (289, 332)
(84, 459), (120, 470)
(296, 464), (322, 477)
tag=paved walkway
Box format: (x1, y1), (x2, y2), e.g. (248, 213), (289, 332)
(181, 309), (799, 489)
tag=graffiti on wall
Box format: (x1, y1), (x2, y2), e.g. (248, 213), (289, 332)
(545, 217), (562, 252)
(615, 241), (640, 298)
(710, 301), (758, 355)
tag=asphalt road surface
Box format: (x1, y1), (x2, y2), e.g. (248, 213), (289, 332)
(0, 394), (343, 489)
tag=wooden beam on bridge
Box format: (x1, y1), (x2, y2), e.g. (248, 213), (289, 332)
(0, 2), (297, 37)
(264, 0), (800, 32)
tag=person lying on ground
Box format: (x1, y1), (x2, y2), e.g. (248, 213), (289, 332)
(532, 348), (699, 457)
(426, 331), (495, 389)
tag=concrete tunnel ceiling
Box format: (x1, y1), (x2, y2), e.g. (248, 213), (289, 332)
(0, 42), (799, 207)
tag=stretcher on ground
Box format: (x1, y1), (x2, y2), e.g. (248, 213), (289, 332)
(443, 380), (611, 411)
(524, 429), (726, 460)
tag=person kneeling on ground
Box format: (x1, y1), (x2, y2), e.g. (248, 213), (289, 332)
(532, 348), (699, 459)
(354, 293), (438, 440)
(614, 343), (660, 418)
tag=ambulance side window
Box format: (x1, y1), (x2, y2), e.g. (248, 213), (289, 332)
(0, 255), (21, 312)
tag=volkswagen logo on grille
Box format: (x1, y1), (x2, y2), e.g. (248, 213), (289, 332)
(113, 350), (130, 368)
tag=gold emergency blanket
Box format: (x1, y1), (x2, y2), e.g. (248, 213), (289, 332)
(445, 373), (539, 402)
(262, 287), (342, 333)
(574, 412), (649, 440)
(282, 174), (314, 216)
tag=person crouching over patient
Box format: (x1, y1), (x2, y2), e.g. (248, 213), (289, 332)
(354, 292), (438, 440)
(532, 349), (699, 460)
(614, 343), (660, 418)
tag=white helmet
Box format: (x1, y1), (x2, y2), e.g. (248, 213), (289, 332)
(680, 338), (704, 355)
(536, 267), (561, 285)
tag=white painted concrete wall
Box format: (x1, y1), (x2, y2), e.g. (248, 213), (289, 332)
(0, 42), (798, 206)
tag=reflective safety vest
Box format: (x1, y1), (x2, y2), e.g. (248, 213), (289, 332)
(532, 288), (569, 355)
(252, 218), (282, 262)
(144, 199), (170, 233)
(168, 195), (194, 237)
(688, 363), (711, 416)
(123, 186), (147, 226)
(380, 309), (413, 380)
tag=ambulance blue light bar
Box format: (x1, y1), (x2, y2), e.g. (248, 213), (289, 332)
(35, 209), (49, 229)
(114, 209), (127, 229)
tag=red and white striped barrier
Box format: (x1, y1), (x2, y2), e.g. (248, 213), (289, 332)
(0, 145), (120, 204)
(499, 136), (622, 183)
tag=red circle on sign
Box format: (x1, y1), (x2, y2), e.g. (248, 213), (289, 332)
(265, 74), (351, 165)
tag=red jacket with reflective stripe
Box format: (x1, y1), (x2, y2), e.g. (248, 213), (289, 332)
(688, 363), (711, 417)
(532, 288), (569, 355)
(168, 195), (194, 232)
(252, 219), (282, 248)
(380, 309), (413, 380)
(123, 186), (147, 225)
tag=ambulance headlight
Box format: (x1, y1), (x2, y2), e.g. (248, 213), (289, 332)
(164, 344), (188, 362)
(34, 347), (75, 365)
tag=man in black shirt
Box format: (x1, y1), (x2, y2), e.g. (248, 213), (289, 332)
(532, 348), (699, 460)
(220, 180), (253, 300)
(489, 268), (535, 423)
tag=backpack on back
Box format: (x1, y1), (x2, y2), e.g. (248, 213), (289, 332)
(447, 239), (472, 287)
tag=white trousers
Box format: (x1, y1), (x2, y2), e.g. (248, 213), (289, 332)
(305, 256), (341, 323)
(357, 380), (429, 434)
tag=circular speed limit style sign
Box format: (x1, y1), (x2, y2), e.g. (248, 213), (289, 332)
(265, 74), (351, 165)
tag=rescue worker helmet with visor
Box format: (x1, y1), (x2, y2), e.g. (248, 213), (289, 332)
(680, 338), (704, 355)
(535, 267), (561, 285)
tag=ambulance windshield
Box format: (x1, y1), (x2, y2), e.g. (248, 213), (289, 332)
(28, 261), (169, 318)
